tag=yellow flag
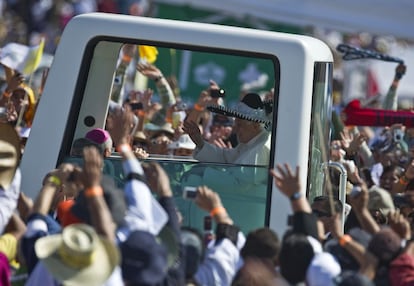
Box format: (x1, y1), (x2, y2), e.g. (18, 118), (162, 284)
(138, 45), (158, 64)
(23, 38), (45, 75)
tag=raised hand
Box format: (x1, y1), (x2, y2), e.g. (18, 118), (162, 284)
(5, 72), (24, 94)
(269, 164), (301, 198)
(106, 105), (135, 146)
(81, 146), (103, 188)
(136, 62), (163, 80)
(212, 138), (232, 149)
(183, 119), (204, 148)
(395, 63), (406, 80)
(142, 162), (172, 197)
(388, 209), (411, 240)
(340, 128), (366, 155)
(194, 186), (222, 212)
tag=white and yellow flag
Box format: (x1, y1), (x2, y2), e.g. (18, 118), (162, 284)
(0, 38), (45, 75)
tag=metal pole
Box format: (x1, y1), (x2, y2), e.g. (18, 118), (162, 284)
(320, 161), (347, 233)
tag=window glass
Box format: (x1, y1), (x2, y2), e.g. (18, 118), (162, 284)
(308, 62), (333, 201)
(65, 41), (279, 234)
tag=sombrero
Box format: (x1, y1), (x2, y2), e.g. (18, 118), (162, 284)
(206, 93), (272, 125)
(0, 123), (21, 189)
(35, 223), (120, 286)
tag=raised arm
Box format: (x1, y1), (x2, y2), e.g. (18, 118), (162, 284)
(81, 146), (115, 242)
(270, 164), (311, 213)
(382, 63), (406, 111)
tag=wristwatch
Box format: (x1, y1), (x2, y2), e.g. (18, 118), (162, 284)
(290, 191), (302, 201)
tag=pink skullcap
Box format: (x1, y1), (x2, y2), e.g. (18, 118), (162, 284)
(85, 128), (110, 144)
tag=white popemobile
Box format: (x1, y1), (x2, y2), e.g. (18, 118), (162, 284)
(20, 13), (345, 236)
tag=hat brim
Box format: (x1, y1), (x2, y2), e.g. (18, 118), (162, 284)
(207, 104), (271, 124)
(0, 123), (20, 189)
(158, 226), (179, 268)
(35, 234), (120, 286)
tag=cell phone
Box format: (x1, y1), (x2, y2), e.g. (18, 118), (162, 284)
(183, 186), (198, 199)
(210, 89), (225, 98)
(394, 129), (404, 142)
(129, 102), (143, 111)
(204, 215), (212, 231)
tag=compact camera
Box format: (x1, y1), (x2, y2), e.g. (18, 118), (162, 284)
(182, 186), (198, 200)
(210, 89), (225, 98)
(393, 129), (404, 142)
(176, 101), (187, 110)
(129, 102), (143, 111)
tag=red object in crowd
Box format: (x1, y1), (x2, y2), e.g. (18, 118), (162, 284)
(342, 99), (414, 127)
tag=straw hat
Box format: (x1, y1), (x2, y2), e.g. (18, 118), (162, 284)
(0, 123), (21, 189)
(168, 134), (196, 150)
(35, 224), (120, 286)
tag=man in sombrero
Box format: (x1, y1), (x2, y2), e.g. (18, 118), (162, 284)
(184, 92), (272, 166)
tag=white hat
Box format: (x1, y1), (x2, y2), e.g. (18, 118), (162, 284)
(306, 252), (341, 286)
(35, 224), (120, 286)
(168, 134), (196, 150)
(0, 123), (21, 189)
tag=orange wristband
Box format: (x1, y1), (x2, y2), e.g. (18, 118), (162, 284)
(210, 206), (226, 217)
(116, 143), (132, 153)
(84, 186), (103, 198)
(339, 234), (352, 247)
(2, 90), (11, 98)
(194, 103), (204, 111)
(400, 175), (410, 185)
(137, 110), (146, 117)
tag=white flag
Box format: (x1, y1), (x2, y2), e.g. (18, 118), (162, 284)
(0, 38), (45, 75)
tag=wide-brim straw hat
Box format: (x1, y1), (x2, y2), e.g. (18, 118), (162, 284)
(35, 224), (120, 286)
(0, 123), (21, 189)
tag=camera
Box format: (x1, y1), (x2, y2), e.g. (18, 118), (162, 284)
(210, 89), (225, 98)
(182, 186), (198, 199)
(176, 101), (187, 110)
(393, 129), (404, 142)
(129, 102), (143, 111)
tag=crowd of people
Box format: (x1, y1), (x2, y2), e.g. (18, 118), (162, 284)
(2, 1), (414, 286)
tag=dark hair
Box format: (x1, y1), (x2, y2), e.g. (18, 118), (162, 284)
(381, 165), (404, 179)
(180, 227), (204, 280)
(312, 195), (343, 216)
(279, 233), (314, 284)
(241, 227), (280, 262)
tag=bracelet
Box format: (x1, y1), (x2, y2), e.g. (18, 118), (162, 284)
(154, 75), (163, 82)
(339, 234), (352, 247)
(210, 206), (226, 217)
(84, 186), (104, 198)
(194, 103), (204, 111)
(290, 191), (302, 201)
(137, 110), (146, 117)
(47, 175), (61, 187)
(2, 90), (12, 98)
(400, 175), (410, 185)
(116, 143), (132, 153)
